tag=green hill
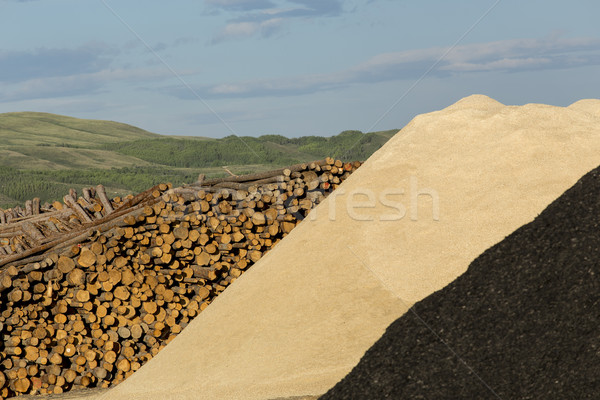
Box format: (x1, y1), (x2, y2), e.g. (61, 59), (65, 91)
(0, 112), (398, 208)
(0, 112), (159, 170)
(0, 112), (159, 146)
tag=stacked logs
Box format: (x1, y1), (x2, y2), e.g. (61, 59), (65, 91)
(0, 184), (128, 259)
(0, 158), (361, 398)
(0, 185), (119, 223)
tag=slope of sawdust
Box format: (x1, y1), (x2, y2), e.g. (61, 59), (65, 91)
(85, 95), (600, 400)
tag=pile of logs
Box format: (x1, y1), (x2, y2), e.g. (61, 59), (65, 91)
(0, 184), (123, 222)
(0, 158), (361, 398)
(1, 185), (131, 260)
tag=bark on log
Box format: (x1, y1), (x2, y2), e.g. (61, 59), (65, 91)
(63, 195), (93, 224)
(96, 184), (114, 215)
(200, 159), (328, 186)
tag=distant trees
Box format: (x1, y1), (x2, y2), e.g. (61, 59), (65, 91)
(100, 129), (396, 169)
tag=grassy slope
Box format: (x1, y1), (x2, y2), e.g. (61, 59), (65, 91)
(0, 112), (159, 169)
(0, 112), (398, 208)
(0, 112), (158, 146)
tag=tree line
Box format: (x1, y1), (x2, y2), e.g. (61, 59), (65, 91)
(100, 130), (396, 168)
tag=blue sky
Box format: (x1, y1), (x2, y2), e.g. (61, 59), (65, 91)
(1, 0), (599, 137)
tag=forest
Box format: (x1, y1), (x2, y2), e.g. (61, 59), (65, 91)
(100, 130), (395, 168)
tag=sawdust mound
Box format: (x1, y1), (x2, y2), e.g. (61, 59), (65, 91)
(88, 95), (600, 400)
(321, 164), (600, 399)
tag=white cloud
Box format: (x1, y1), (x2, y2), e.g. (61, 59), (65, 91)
(0, 43), (117, 84)
(447, 57), (553, 72)
(209, 0), (344, 43)
(0, 68), (179, 103)
(168, 35), (600, 99)
(205, 0), (276, 12)
(219, 21), (260, 37)
(212, 17), (284, 42)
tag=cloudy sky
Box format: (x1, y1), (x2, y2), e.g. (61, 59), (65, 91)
(1, 0), (599, 137)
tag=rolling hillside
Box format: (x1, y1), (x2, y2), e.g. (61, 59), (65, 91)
(0, 112), (159, 146)
(0, 112), (159, 170)
(0, 111), (397, 208)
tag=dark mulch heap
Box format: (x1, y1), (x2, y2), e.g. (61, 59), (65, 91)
(321, 167), (600, 399)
